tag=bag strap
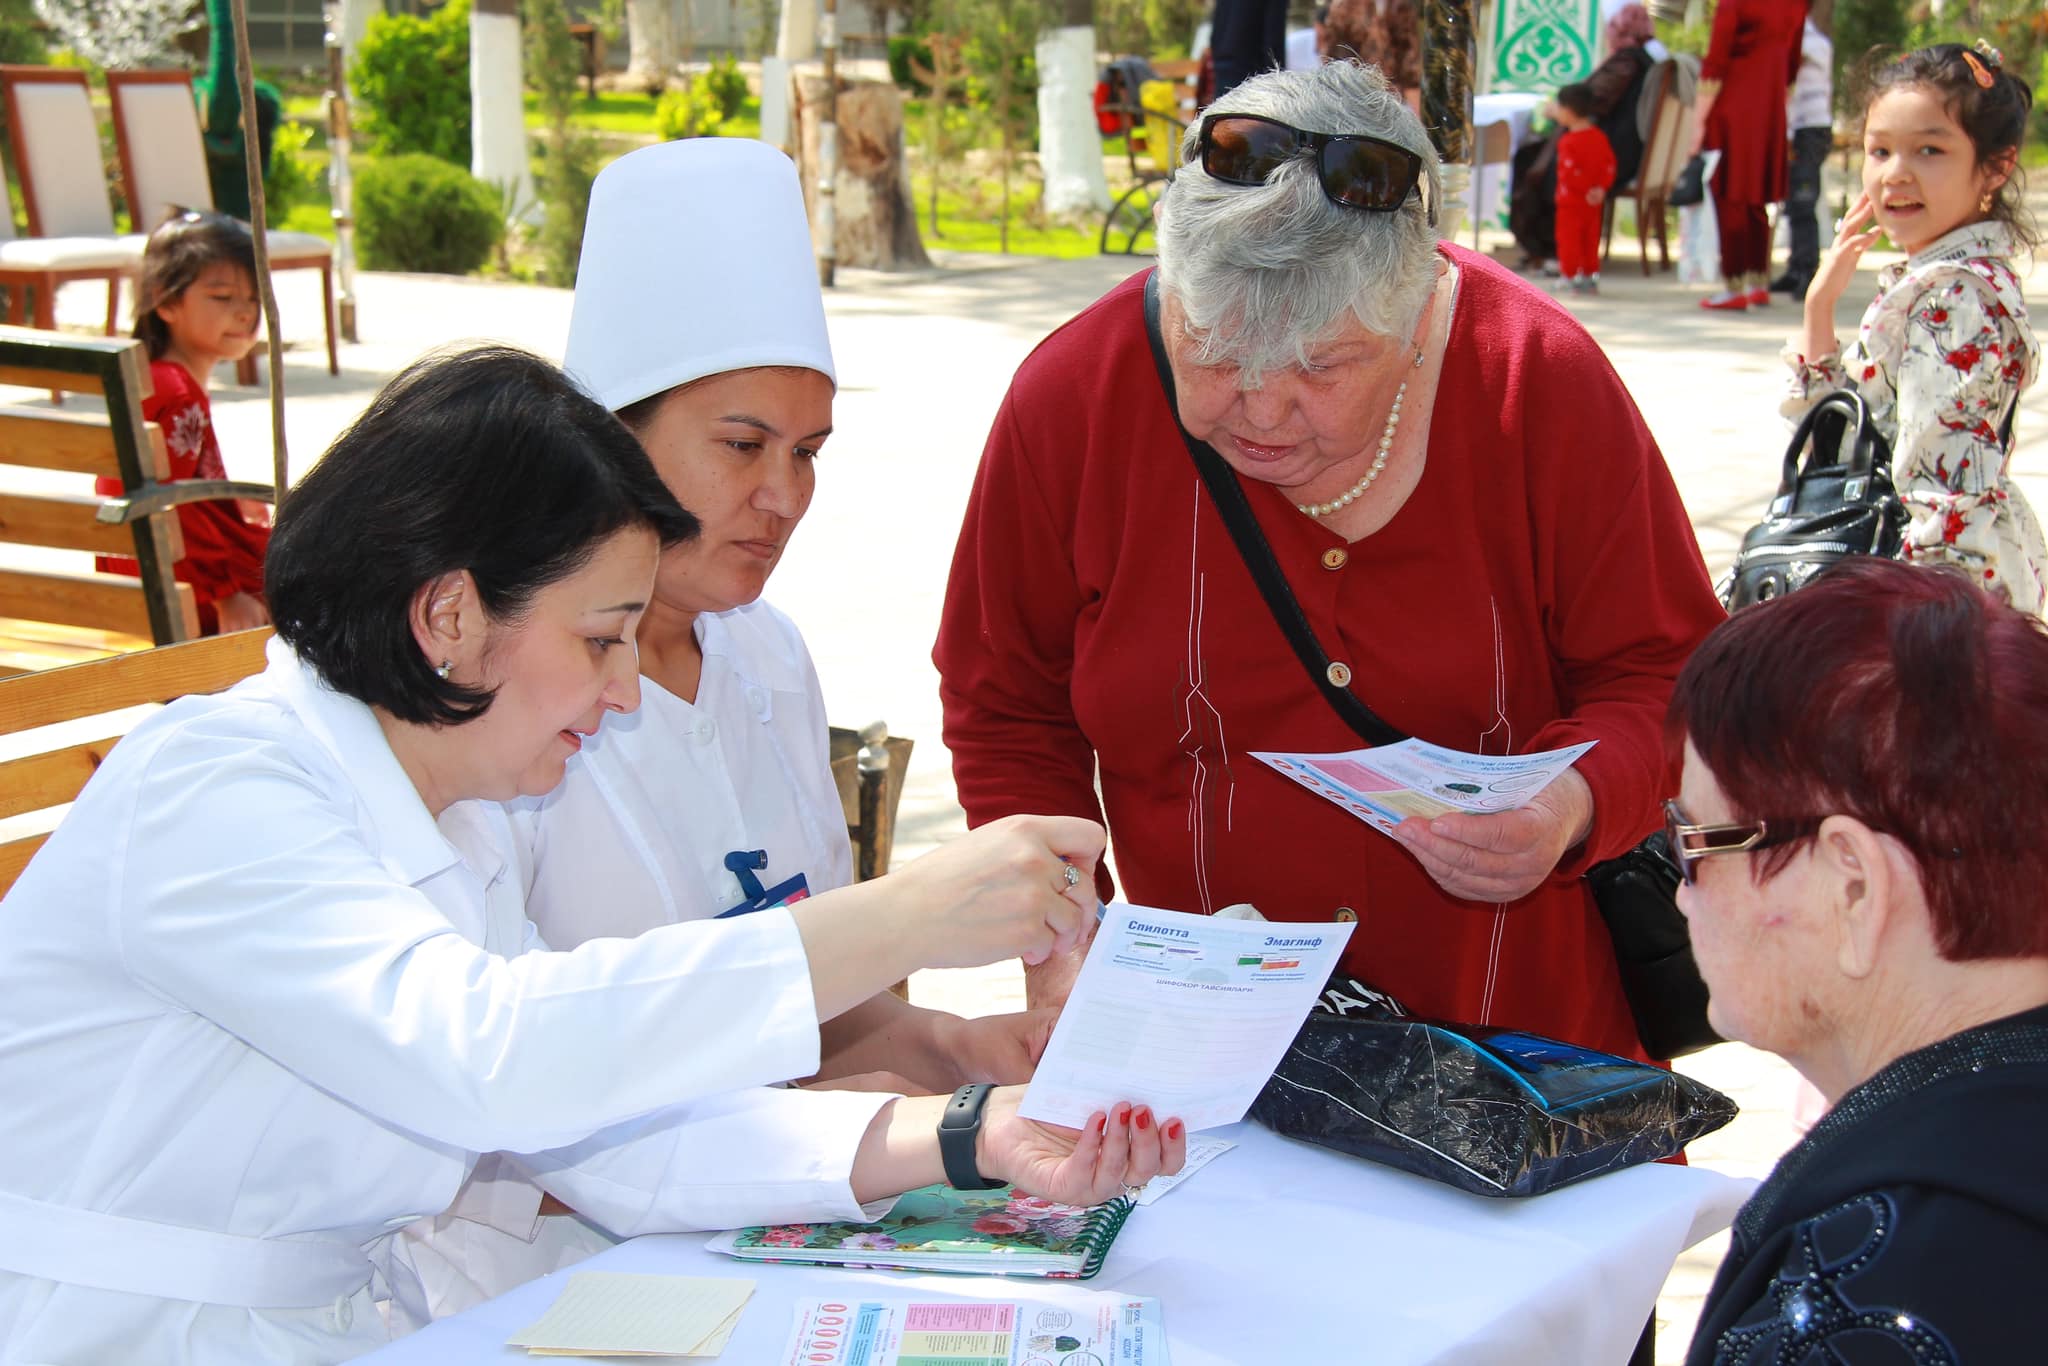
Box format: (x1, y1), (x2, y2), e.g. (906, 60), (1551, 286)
(1140, 271), (1407, 748)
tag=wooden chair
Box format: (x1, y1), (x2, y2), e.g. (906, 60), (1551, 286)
(105, 69), (340, 378)
(0, 65), (145, 335)
(0, 627), (270, 895)
(1469, 118), (1515, 250)
(0, 324), (273, 673)
(1602, 59), (1687, 276)
(828, 721), (914, 883)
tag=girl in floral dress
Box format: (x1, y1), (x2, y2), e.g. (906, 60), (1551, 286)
(1788, 42), (2043, 611)
(94, 211), (271, 634)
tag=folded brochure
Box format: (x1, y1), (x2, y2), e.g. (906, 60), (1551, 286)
(781, 1293), (1168, 1366)
(706, 1183), (1132, 1279)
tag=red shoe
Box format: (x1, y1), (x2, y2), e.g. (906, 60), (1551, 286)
(1700, 292), (1750, 311)
(1746, 288), (1771, 308)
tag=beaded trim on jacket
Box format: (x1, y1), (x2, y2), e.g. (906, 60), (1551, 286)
(1731, 1005), (2048, 1249)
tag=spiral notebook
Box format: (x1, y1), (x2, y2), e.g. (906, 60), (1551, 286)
(703, 1184), (1134, 1280)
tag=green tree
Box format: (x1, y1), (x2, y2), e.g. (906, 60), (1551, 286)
(526, 0), (600, 285)
(1832, 0), (1910, 116)
(353, 0), (474, 164)
(959, 0), (1044, 252)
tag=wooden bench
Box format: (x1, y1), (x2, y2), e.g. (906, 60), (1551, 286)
(0, 626), (271, 895)
(0, 325), (274, 675)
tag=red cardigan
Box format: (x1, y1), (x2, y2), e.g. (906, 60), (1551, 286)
(935, 250), (1725, 1060)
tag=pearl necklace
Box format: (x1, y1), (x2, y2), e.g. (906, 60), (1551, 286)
(1295, 305), (1433, 519)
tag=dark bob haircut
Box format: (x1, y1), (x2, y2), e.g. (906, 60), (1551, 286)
(1856, 43), (2038, 251)
(133, 209), (258, 361)
(267, 345), (699, 725)
(1668, 557), (2048, 962)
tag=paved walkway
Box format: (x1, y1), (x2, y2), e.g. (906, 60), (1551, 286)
(45, 214), (2048, 1363)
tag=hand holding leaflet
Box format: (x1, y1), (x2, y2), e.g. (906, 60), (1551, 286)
(1020, 903), (1352, 1131)
(1253, 738), (1595, 837)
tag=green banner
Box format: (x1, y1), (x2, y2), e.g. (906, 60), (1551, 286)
(1490, 0), (1599, 92)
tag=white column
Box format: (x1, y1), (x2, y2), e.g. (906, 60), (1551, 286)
(1035, 25), (1110, 217)
(470, 0), (537, 220)
(777, 0), (818, 63)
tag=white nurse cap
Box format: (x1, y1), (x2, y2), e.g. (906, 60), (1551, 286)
(564, 137), (835, 413)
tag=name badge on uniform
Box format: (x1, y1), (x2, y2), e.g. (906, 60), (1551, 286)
(717, 848), (812, 917)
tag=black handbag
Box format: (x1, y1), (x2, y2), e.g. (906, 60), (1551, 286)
(1139, 272), (1719, 1061)
(1723, 389), (1905, 610)
(1667, 153), (1707, 208)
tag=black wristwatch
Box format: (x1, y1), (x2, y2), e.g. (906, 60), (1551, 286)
(938, 1083), (1006, 1190)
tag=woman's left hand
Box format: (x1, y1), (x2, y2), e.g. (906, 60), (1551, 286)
(1392, 768), (1594, 904)
(939, 1007), (1059, 1086)
(978, 1088), (1186, 1207)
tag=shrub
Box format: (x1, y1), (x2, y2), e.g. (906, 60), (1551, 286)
(352, 0), (472, 164)
(262, 120), (323, 222)
(701, 52), (749, 120)
(355, 154), (503, 274)
(888, 33), (933, 92)
(654, 78), (726, 140)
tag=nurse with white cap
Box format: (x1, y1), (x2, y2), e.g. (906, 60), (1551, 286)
(405, 138), (1074, 1319)
(539, 138), (1056, 1086)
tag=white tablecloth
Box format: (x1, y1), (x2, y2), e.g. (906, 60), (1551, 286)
(363, 1122), (1751, 1366)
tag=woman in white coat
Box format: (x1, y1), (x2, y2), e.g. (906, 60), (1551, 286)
(0, 347), (1182, 1366)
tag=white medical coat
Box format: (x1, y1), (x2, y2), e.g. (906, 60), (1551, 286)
(518, 598), (854, 937)
(0, 640), (892, 1365)
(408, 600), (870, 1317)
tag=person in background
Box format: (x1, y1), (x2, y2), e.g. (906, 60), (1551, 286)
(1285, 4), (1328, 72)
(1689, 0), (1806, 311)
(1210, 0), (1290, 96)
(1321, 0), (1421, 110)
(1771, 9), (1834, 300)
(1669, 557), (2048, 1364)
(1508, 3), (1660, 272)
(95, 210), (271, 634)
(1553, 81), (1618, 295)
(1788, 41), (2042, 610)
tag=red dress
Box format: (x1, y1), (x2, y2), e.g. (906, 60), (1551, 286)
(935, 252), (1725, 1062)
(1700, 0), (1806, 207)
(95, 359), (270, 635)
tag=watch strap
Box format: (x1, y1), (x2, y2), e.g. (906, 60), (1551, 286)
(937, 1083), (1005, 1190)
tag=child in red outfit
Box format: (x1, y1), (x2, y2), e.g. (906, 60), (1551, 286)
(96, 211), (271, 635)
(1552, 82), (1617, 294)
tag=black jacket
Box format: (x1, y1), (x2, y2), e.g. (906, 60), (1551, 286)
(1687, 1003), (2048, 1364)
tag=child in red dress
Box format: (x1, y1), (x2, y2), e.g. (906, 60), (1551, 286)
(1552, 82), (1617, 295)
(96, 211), (271, 634)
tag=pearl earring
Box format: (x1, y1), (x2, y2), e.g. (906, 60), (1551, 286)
(435, 660), (452, 680)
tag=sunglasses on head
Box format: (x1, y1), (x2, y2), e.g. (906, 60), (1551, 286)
(1192, 113), (1436, 225)
(1662, 799), (1810, 885)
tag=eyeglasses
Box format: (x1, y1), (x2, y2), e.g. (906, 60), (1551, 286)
(1662, 799), (1807, 885)
(1191, 113), (1437, 226)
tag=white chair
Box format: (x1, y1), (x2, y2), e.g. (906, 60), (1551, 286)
(107, 68), (339, 376)
(0, 64), (145, 333)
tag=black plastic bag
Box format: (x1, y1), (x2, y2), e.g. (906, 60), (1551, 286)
(1250, 975), (1737, 1197)
(1668, 153), (1708, 207)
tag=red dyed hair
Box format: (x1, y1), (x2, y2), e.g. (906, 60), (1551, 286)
(1668, 558), (2048, 961)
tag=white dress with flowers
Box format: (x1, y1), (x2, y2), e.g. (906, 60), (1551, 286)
(1784, 222), (2045, 612)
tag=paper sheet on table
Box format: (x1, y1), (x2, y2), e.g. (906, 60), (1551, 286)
(780, 1293), (1168, 1366)
(507, 1271), (753, 1357)
(1020, 902), (1352, 1131)
(1132, 1133), (1234, 1205)
(1253, 738), (1596, 837)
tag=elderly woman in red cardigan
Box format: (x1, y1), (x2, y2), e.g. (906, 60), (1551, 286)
(934, 61), (1725, 1061)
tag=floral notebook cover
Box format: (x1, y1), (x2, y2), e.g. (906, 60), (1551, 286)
(703, 1184), (1134, 1280)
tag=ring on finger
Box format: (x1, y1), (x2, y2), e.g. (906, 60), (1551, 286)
(1061, 861), (1082, 890)
(1121, 1183), (1145, 1203)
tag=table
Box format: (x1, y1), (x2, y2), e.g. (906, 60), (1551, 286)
(365, 1122), (1751, 1365)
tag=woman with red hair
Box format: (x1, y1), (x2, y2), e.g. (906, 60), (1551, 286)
(1669, 556), (2048, 1361)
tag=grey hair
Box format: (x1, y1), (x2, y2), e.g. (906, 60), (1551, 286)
(1156, 61), (1442, 381)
